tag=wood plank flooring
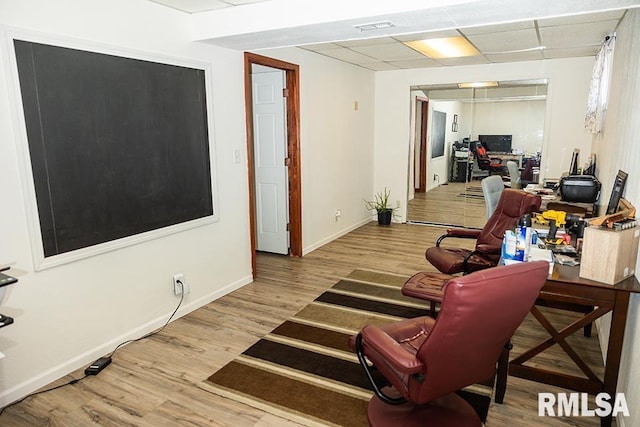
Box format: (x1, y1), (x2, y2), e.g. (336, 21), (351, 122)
(0, 222), (613, 426)
(408, 181), (488, 229)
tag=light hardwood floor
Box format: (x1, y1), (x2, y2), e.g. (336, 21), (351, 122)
(407, 181), (488, 229)
(0, 222), (613, 426)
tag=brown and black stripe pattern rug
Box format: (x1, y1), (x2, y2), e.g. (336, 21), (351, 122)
(204, 269), (493, 426)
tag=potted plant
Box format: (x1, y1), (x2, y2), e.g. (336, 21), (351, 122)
(364, 188), (397, 226)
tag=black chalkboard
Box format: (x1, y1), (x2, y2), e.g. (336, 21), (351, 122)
(14, 40), (214, 257)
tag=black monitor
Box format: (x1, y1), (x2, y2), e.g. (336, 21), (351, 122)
(606, 170), (628, 214)
(478, 135), (512, 153)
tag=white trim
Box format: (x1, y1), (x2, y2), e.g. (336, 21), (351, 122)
(302, 217), (371, 255)
(1, 26), (220, 271)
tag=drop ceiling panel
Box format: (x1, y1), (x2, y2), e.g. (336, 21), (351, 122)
(350, 43), (426, 61)
(388, 58), (441, 69)
(485, 50), (544, 63)
(300, 42), (344, 51)
(337, 37), (398, 47)
(359, 62), (401, 71)
(311, 48), (379, 64)
(539, 20), (618, 48)
(461, 21), (534, 36)
(391, 29), (461, 42)
(538, 9), (625, 26)
(543, 46), (601, 59)
(467, 28), (540, 53)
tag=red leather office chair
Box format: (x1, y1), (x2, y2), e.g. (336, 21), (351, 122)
(426, 189), (541, 274)
(351, 262), (548, 426)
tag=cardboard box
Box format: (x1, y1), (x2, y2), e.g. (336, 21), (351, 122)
(579, 226), (640, 284)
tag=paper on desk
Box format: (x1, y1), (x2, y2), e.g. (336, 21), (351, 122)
(529, 246), (554, 274)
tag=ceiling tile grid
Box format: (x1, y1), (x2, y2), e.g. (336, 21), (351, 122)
(147, 1), (629, 71)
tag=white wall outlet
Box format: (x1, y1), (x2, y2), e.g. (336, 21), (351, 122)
(172, 273), (189, 295)
(335, 209), (342, 221)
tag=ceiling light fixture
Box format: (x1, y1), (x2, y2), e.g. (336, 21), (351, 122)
(404, 37), (480, 58)
(458, 81), (499, 88)
(353, 21), (394, 32)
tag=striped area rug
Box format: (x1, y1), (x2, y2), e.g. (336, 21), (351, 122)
(204, 269), (493, 426)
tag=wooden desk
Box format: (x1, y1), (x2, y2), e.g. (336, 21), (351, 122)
(501, 265), (639, 427)
(489, 152), (523, 167)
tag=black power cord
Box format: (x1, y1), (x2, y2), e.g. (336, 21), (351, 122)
(0, 281), (186, 417)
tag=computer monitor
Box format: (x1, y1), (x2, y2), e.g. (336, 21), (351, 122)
(606, 170), (628, 214)
(478, 135), (512, 153)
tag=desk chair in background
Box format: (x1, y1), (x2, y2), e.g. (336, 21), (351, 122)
(425, 189), (541, 275)
(351, 262), (549, 426)
(472, 142), (506, 175)
(506, 161), (522, 189)
(481, 175), (505, 220)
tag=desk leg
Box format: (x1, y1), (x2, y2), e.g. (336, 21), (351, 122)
(600, 291), (630, 427)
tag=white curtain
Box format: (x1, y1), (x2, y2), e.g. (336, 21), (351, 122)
(585, 34), (616, 134)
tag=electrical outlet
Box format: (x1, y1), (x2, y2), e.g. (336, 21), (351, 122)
(173, 273), (189, 295)
(335, 209), (342, 221)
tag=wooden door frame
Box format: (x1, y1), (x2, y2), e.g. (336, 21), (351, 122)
(244, 52), (302, 278)
(416, 98), (428, 193)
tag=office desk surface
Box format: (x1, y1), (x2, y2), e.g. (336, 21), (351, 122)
(506, 264), (638, 427)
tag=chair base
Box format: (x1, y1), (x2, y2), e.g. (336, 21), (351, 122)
(367, 393), (482, 427)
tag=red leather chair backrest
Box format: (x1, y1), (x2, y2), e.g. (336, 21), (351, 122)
(475, 189), (540, 254)
(414, 261), (548, 403)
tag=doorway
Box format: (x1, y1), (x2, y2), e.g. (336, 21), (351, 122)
(244, 52), (302, 278)
(414, 98), (428, 194)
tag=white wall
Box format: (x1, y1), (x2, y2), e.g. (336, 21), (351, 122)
(374, 57), (594, 221)
(471, 99), (546, 155)
(0, 2), (379, 405)
(590, 9), (640, 427)
(0, 0), (256, 405)
(428, 100), (465, 189)
(256, 47), (376, 247)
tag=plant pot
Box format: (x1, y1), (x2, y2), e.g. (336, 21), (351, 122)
(377, 209), (393, 226)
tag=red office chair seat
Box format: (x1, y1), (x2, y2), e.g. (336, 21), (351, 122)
(402, 271), (453, 316)
(426, 247), (501, 274)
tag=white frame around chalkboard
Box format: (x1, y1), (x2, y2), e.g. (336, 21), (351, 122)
(3, 29), (219, 271)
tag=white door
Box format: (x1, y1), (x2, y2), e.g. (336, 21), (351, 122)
(252, 69), (289, 254)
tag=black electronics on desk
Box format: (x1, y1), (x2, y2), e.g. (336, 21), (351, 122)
(478, 134), (512, 153)
(559, 175), (601, 203)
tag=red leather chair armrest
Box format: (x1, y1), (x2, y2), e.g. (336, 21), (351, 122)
(445, 228), (481, 238)
(436, 228), (481, 246)
(361, 326), (425, 375)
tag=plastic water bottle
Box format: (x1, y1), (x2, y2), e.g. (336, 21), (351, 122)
(517, 214), (533, 260)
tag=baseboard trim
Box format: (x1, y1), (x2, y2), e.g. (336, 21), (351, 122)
(302, 218), (372, 255)
(0, 273), (253, 407)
